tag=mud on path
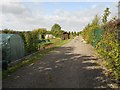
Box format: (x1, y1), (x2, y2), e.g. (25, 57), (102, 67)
(3, 36), (111, 88)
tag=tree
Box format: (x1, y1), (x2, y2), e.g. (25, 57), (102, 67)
(33, 28), (47, 35)
(51, 24), (61, 31)
(102, 8), (111, 24)
(2, 29), (16, 34)
(51, 24), (63, 37)
(77, 31), (80, 35)
(71, 31), (74, 35)
(91, 15), (99, 26)
(74, 31), (77, 36)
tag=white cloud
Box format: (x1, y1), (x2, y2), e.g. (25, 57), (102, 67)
(1, 2), (118, 32)
(91, 5), (97, 9)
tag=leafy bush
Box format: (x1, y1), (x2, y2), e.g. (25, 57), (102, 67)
(96, 19), (120, 79)
(81, 8), (120, 80)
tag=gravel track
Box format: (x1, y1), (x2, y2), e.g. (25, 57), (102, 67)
(3, 36), (110, 88)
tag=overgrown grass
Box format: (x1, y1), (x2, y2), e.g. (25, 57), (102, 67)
(3, 38), (73, 79)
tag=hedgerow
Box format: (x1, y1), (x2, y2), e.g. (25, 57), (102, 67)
(81, 8), (120, 80)
(97, 19), (120, 79)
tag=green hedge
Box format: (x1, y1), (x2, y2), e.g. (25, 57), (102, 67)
(81, 18), (120, 80)
(96, 19), (120, 79)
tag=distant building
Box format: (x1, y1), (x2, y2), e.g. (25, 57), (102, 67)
(62, 32), (70, 40)
(45, 34), (55, 39)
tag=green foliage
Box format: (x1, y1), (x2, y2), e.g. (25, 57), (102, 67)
(22, 28), (48, 55)
(2, 29), (17, 34)
(51, 24), (63, 38)
(51, 24), (67, 38)
(102, 8), (111, 24)
(96, 19), (120, 79)
(51, 24), (61, 31)
(81, 8), (120, 80)
(33, 28), (47, 35)
(73, 31), (77, 36)
(52, 30), (64, 38)
(81, 15), (100, 44)
(19, 31), (38, 55)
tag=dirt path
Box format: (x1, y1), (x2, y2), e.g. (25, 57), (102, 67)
(3, 36), (110, 88)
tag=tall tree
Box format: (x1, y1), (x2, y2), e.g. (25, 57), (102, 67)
(51, 24), (61, 31)
(102, 8), (111, 24)
(51, 24), (63, 37)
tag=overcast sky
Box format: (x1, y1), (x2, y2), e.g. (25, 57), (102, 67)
(1, 0), (118, 32)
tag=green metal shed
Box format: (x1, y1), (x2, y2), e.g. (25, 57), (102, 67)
(0, 34), (25, 63)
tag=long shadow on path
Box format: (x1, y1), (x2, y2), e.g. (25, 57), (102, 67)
(3, 46), (110, 88)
